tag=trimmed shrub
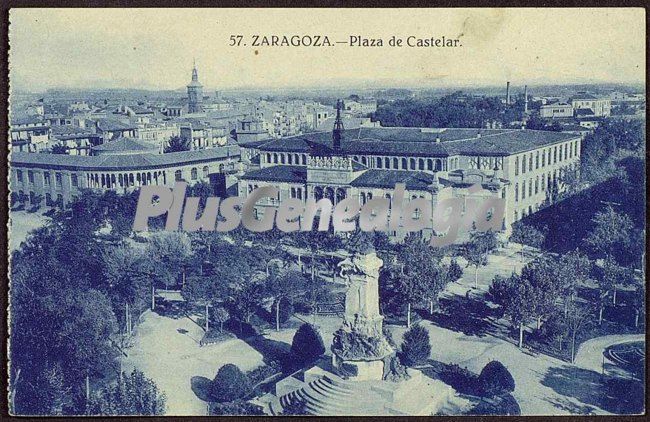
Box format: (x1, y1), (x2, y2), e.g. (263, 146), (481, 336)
(290, 323), (325, 365)
(448, 258), (463, 281)
(477, 361), (515, 397)
(400, 324), (431, 367)
(281, 399), (309, 415)
(210, 400), (264, 415)
(211, 364), (252, 403)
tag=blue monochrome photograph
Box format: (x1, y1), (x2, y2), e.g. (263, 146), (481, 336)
(5, 7), (646, 416)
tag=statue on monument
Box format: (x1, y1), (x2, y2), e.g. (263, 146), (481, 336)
(331, 245), (393, 373)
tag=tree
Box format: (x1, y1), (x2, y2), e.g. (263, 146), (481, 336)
(290, 323), (325, 365)
(88, 370), (166, 415)
(164, 135), (191, 153)
(585, 206), (634, 264)
(101, 244), (151, 336)
(214, 307), (230, 333)
(448, 258), (463, 281)
(266, 270), (307, 331)
(389, 235), (448, 326)
(211, 364), (251, 403)
(147, 231), (193, 289)
(477, 361), (515, 397)
(556, 250), (592, 317)
(463, 230), (497, 289)
(564, 300), (593, 363)
(493, 274), (535, 348)
(520, 258), (562, 329)
(509, 223), (545, 262)
(400, 324), (431, 367)
(228, 276), (265, 329)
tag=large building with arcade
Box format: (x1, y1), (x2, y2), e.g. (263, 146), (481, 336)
(10, 138), (240, 207)
(238, 106), (582, 237)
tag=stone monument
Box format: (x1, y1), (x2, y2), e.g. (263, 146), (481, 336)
(330, 251), (393, 380)
(263, 245), (455, 416)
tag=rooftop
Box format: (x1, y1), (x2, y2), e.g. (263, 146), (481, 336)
(92, 138), (158, 153)
(10, 146), (240, 172)
(241, 127), (579, 157)
(240, 165), (307, 183)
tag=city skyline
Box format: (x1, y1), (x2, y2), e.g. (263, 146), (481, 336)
(9, 8), (646, 92)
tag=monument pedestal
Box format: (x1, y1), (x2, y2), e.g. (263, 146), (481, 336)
(331, 353), (385, 381)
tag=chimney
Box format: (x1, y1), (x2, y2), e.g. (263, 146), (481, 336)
(524, 85), (529, 113)
(506, 81), (511, 105)
(435, 135), (441, 143)
(476, 132), (482, 138)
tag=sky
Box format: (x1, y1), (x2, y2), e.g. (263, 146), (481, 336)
(8, 8), (646, 92)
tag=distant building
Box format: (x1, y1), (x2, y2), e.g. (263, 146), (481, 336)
(539, 103), (574, 119)
(187, 62), (204, 114)
(10, 116), (51, 152)
(345, 99), (378, 115)
(571, 93), (611, 117)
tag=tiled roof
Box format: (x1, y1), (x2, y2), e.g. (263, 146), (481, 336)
(575, 109), (595, 117)
(10, 146), (240, 171)
(246, 127), (579, 157)
(94, 118), (138, 132)
(239, 165), (307, 184)
(350, 169), (436, 190)
(92, 138), (158, 152)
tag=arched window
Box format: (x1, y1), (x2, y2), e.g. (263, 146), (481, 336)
(203, 166), (209, 178)
(302, 155), (307, 165)
(401, 158), (407, 169)
(266, 153), (271, 163)
(273, 153), (278, 164)
(361, 156), (368, 166)
(435, 160), (442, 171)
(288, 155), (293, 164)
(521, 180), (526, 199)
(427, 159), (433, 171)
(377, 158), (383, 169)
(410, 158), (416, 170)
(280, 154), (286, 164)
(191, 168), (198, 180)
(393, 158), (399, 169)
(419, 159), (425, 170)
(360, 192), (366, 205)
(384, 157), (390, 169)
(175, 170), (182, 181)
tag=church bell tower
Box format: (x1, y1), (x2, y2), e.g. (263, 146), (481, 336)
(187, 60), (204, 114)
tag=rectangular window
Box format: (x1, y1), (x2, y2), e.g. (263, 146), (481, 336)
(541, 151), (546, 167)
(536, 152), (539, 169)
(514, 157), (519, 176)
(71, 174), (78, 187)
(55, 173), (62, 187)
(16, 170), (23, 182)
(28, 171), (34, 184)
(529, 179), (533, 197)
(44, 172), (51, 185)
(522, 155), (526, 173)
